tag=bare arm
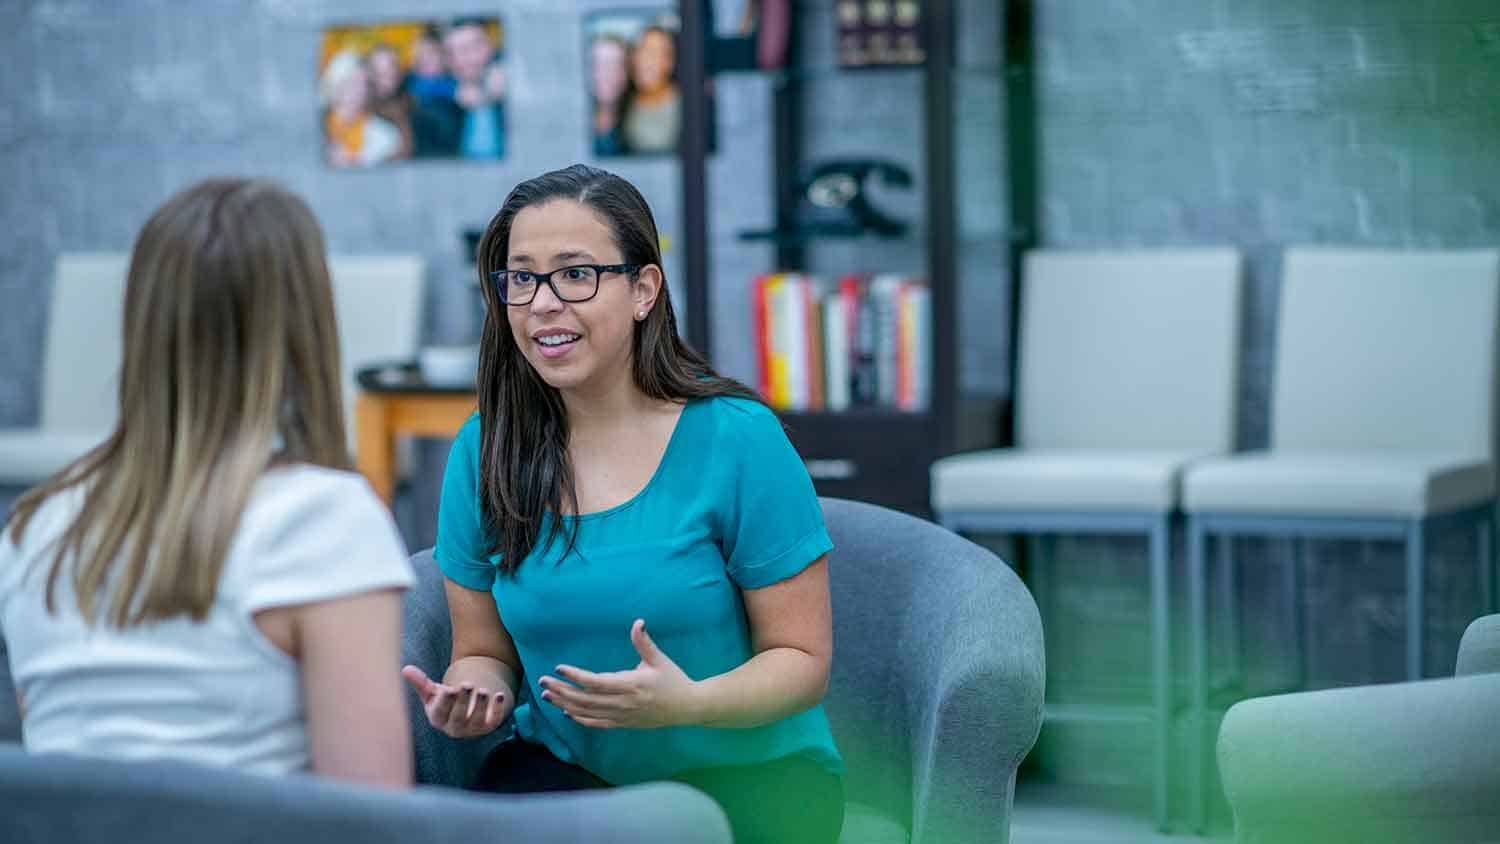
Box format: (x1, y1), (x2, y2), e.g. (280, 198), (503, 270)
(689, 555), (833, 728)
(442, 579), (522, 694)
(296, 588), (413, 788)
(400, 578), (521, 738)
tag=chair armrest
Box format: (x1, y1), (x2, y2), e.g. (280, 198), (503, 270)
(1217, 674), (1500, 844)
(904, 555), (1045, 844)
(0, 746), (732, 843)
(403, 550), (505, 787)
(1455, 614), (1500, 676)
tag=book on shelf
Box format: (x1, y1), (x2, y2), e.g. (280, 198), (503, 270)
(752, 272), (931, 413)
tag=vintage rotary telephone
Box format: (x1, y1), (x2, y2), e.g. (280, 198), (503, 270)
(744, 157), (914, 241)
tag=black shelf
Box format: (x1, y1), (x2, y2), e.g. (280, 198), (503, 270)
(680, 0), (1020, 518)
(780, 408), (930, 422)
(763, 62), (1007, 86)
(736, 227), (914, 245)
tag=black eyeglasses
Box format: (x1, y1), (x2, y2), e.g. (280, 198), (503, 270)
(488, 263), (640, 306)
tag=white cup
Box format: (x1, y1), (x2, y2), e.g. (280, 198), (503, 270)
(418, 344), (479, 386)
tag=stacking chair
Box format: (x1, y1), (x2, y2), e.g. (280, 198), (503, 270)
(0, 255), (423, 490)
(0, 254), (128, 488)
(931, 248), (1243, 831)
(1181, 247), (1500, 832)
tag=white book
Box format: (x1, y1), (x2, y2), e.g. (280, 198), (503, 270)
(823, 289), (851, 412)
(909, 282), (932, 411)
(768, 276), (794, 409)
(783, 274), (809, 411)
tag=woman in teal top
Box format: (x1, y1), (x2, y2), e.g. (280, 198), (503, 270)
(401, 164), (844, 843)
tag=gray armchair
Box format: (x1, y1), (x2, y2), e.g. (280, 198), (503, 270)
(0, 576), (729, 844)
(0, 748), (729, 844)
(401, 496), (1047, 843)
(1, 496), (1043, 844)
(819, 497), (1044, 843)
(1217, 613), (1500, 844)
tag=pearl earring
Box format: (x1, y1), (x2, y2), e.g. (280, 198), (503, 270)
(637, 311), (646, 319)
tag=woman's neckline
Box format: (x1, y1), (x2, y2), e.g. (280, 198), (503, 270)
(560, 397), (697, 522)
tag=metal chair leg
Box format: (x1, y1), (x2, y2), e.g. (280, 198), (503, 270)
(1492, 505), (1499, 616)
(1479, 507), (1495, 617)
(1187, 518), (1209, 835)
(1217, 534), (1240, 691)
(1025, 534), (1049, 633)
(1288, 538), (1308, 690)
(1149, 516), (1171, 833)
(1405, 520), (1426, 681)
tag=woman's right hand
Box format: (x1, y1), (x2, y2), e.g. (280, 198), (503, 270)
(401, 665), (512, 738)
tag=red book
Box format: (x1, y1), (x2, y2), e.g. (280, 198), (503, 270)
(752, 273), (772, 400)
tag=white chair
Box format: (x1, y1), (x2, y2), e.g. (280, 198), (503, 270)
(0, 254), (424, 490)
(931, 248), (1243, 832)
(0, 254), (128, 487)
(326, 254), (426, 452)
(1181, 247), (1500, 832)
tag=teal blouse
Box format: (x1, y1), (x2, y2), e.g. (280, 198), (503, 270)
(434, 396), (843, 785)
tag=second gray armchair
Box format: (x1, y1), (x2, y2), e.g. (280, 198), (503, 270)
(1217, 613), (1500, 844)
(403, 496), (1046, 843)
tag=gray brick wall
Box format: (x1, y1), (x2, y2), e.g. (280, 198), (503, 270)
(1039, 0), (1500, 447)
(0, 0), (1010, 538)
(1, 0), (1497, 798)
(1029, 0), (1500, 799)
(0, 0), (759, 542)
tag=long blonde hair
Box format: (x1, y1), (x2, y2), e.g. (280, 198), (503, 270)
(6, 178), (351, 627)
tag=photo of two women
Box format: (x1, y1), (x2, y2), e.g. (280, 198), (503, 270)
(585, 11), (688, 158)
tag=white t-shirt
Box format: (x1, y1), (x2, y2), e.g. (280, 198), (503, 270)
(0, 465), (414, 775)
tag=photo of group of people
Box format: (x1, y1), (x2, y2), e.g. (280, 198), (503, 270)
(319, 17), (505, 167)
(586, 10), (703, 157)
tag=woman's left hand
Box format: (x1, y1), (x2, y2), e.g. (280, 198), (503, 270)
(539, 619), (697, 729)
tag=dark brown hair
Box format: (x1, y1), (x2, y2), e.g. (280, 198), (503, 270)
(474, 164), (759, 576)
(6, 178), (349, 626)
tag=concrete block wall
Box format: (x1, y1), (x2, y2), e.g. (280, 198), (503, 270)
(1, 0), (1497, 796)
(0, 0), (761, 540)
(1028, 0), (1500, 797)
(1039, 0), (1500, 447)
(0, 0), (1011, 536)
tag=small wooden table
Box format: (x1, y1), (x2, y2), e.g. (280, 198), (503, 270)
(354, 363), (477, 506)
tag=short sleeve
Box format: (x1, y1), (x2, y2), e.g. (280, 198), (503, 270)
(0, 532), (17, 636)
(718, 401), (834, 589)
(434, 415), (498, 592)
(239, 469), (414, 613)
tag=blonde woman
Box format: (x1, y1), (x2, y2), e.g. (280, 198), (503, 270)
(0, 179), (414, 787)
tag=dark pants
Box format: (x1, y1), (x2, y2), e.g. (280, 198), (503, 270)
(472, 739), (845, 844)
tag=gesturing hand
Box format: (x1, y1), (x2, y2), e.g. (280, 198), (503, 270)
(402, 665), (512, 739)
(539, 620), (697, 730)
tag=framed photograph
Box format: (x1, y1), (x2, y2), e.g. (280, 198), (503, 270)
(319, 15), (505, 167)
(585, 9), (713, 157)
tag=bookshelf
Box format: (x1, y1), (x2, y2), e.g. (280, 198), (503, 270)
(680, 0), (1020, 518)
